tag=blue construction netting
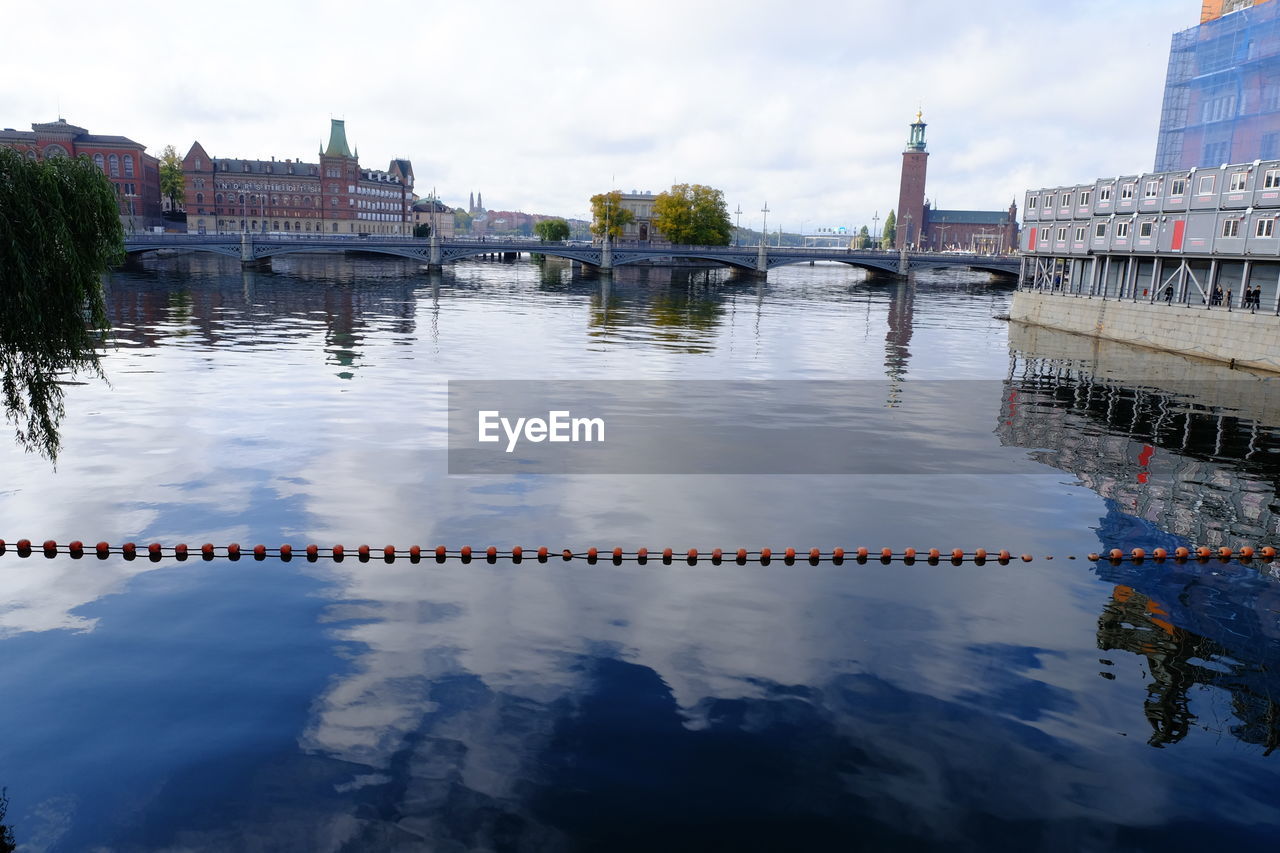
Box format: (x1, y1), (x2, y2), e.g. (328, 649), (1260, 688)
(1155, 2), (1280, 171)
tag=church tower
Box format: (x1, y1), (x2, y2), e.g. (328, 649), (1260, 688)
(895, 111), (928, 250)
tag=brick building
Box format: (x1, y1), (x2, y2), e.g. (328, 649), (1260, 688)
(0, 117), (163, 231)
(182, 119), (415, 236)
(894, 113), (1018, 253)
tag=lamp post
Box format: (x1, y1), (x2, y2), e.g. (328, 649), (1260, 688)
(734, 204), (743, 246)
(760, 201), (769, 248)
(934, 224), (949, 251)
(872, 211), (880, 249)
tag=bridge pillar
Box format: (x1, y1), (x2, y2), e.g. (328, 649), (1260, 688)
(600, 237), (613, 275)
(426, 232), (443, 272)
(753, 241), (768, 279)
(238, 233), (271, 269)
(897, 243), (909, 278)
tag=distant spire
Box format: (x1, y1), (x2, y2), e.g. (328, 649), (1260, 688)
(469, 192), (474, 212)
(477, 191), (483, 210)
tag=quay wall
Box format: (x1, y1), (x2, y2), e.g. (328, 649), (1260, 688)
(1009, 290), (1280, 374)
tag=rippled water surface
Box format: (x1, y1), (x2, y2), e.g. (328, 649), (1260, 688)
(1, 255), (1279, 851)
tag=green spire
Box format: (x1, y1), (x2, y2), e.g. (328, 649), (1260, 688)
(325, 119), (352, 158)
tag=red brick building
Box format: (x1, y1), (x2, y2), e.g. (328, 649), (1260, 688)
(894, 113), (1019, 253)
(182, 119), (415, 236)
(0, 118), (164, 231)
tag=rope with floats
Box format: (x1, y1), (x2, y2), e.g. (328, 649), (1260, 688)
(0, 540), (1275, 566)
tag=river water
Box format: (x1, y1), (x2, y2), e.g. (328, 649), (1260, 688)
(1, 255), (1278, 851)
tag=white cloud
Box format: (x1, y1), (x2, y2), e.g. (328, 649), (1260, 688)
(0, 0), (1192, 230)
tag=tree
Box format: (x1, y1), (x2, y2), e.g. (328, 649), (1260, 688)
(651, 183), (732, 246)
(589, 191), (634, 241)
(453, 208), (473, 233)
(882, 210), (896, 248)
(858, 225), (870, 248)
(0, 148), (122, 460)
(159, 144), (184, 210)
(413, 223), (432, 238)
(534, 217), (570, 242)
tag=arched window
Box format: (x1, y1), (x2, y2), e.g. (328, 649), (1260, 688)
(305, 197), (313, 207)
(251, 220), (258, 230)
(283, 221), (290, 231)
(123, 155), (134, 177)
(295, 221), (301, 232)
(196, 192), (204, 204)
(108, 154), (119, 176)
(239, 194), (245, 205)
(25, 150), (36, 160)
(216, 193), (223, 204)
(43, 144), (67, 158)
(273, 221), (279, 230)
(94, 153), (104, 171)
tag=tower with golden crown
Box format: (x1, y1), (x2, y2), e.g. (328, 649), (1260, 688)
(895, 111), (928, 250)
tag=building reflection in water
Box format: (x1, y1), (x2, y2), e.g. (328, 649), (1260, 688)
(1002, 321), (1280, 752)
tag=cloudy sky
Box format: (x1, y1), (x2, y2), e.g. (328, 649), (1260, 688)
(2, 0), (1191, 232)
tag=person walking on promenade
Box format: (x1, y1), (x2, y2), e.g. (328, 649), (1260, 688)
(1164, 283), (1174, 303)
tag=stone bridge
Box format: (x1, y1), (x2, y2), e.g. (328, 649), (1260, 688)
(122, 234), (1021, 278)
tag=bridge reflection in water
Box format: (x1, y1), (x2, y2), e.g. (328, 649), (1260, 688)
(1001, 321), (1280, 753)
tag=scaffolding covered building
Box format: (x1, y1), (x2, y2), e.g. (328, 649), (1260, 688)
(1155, 0), (1280, 171)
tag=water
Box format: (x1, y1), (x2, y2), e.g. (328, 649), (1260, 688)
(1, 255), (1278, 851)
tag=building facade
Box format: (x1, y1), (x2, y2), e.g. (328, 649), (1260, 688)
(0, 118), (163, 231)
(182, 119), (414, 236)
(893, 114), (1018, 252)
(411, 197), (456, 239)
(1155, 0), (1280, 170)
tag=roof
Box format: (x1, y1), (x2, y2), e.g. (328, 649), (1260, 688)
(325, 119), (352, 158)
(411, 198), (451, 212)
(927, 209), (1010, 225)
(213, 158), (319, 176)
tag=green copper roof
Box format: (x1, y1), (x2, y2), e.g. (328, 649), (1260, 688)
(325, 119), (352, 158)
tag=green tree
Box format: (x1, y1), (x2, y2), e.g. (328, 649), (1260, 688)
(858, 225), (870, 248)
(651, 183), (732, 246)
(159, 144), (184, 210)
(534, 217), (570, 242)
(454, 208), (473, 233)
(882, 210), (896, 248)
(413, 223), (432, 238)
(0, 148), (122, 460)
(589, 191), (634, 241)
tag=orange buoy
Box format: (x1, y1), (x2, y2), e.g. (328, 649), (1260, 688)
(150, 543), (164, 561)
(252, 544), (266, 560)
(1262, 546), (1277, 559)
(307, 544), (319, 561)
(512, 546), (523, 563)
(409, 545), (421, 563)
(122, 542), (137, 560)
(974, 548), (987, 561)
(832, 547), (845, 564)
(562, 549), (573, 561)
(384, 545), (396, 561)
(614, 547), (624, 563)
(226, 542), (240, 560)
(928, 548), (941, 560)
(358, 544), (371, 561)
(761, 547), (772, 564)
(587, 547), (598, 563)
(1109, 549), (1123, 561)
(538, 546), (549, 562)
(460, 545), (472, 562)
(904, 547), (917, 559)
(436, 545), (447, 562)
(97, 541), (111, 559)
(42, 540), (57, 558)
(1020, 554), (1033, 562)
(636, 547), (648, 564)
(1218, 546), (1233, 559)
(330, 544), (342, 561)
(1087, 553), (1099, 561)
(688, 548), (699, 564)
(486, 546), (498, 562)
(998, 549), (1011, 564)
(952, 548), (965, 561)
(856, 547), (869, 560)
(1152, 547), (1167, 560)
(809, 547), (820, 563)
(280, 544), (292, 561)
(1131, 548), (1145, 560)
(713, 548), (724, 565)
(201, 543), (215, 560)
(175, 543), (188, 561)
(737, 548), (748, 564)
(15, 539), (31, 553)
(1239, 546), (1254, 559)
(1174, 546), (1189, 559)
(68, 540), (84, 559)
(662, 547), (674, 564)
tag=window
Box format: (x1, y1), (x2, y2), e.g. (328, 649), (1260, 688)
(1121, 183), (1135, 200)
(1144, 180), (1160, 198)
(1223, 219), (1241, 237)
(1265, 169), (1280, 189)
(215, 193), (223, 204)
(1139, 222), (1153, 237)
(1170, 178), (1186, 196)
(93, 153), (104, 171)
(1116, 221), (1130, 238)
(1080, 191), (1091, 206)
(123, 155), (134, 178)
(195, 159), (201, 169)
(108, 154), (119, 176)
(196, 192), (204, 204)
(1258, 218), (1275, 238)
(1198, 174), (1216, 194)
(1042, 194), (1052, 208)
(1094, 223), (1106, 238)
(1075, 226), (1086, 241)
(1099, 186), (1112, 202)
(1229, 171), (1248, 192)
(1203, 141), (1230, 165)
(1056, 226), (1067, 241)
(331, 197), (338, 207)
(1060, 193), (1071, 208)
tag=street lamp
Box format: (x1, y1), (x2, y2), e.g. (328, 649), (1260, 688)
(760, 201), (769, 248)
(872, 211), (880, 249)
(734, 204), (743, 246)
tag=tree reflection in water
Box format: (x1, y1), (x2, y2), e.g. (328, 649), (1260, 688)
(0, 788), (15, 853)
